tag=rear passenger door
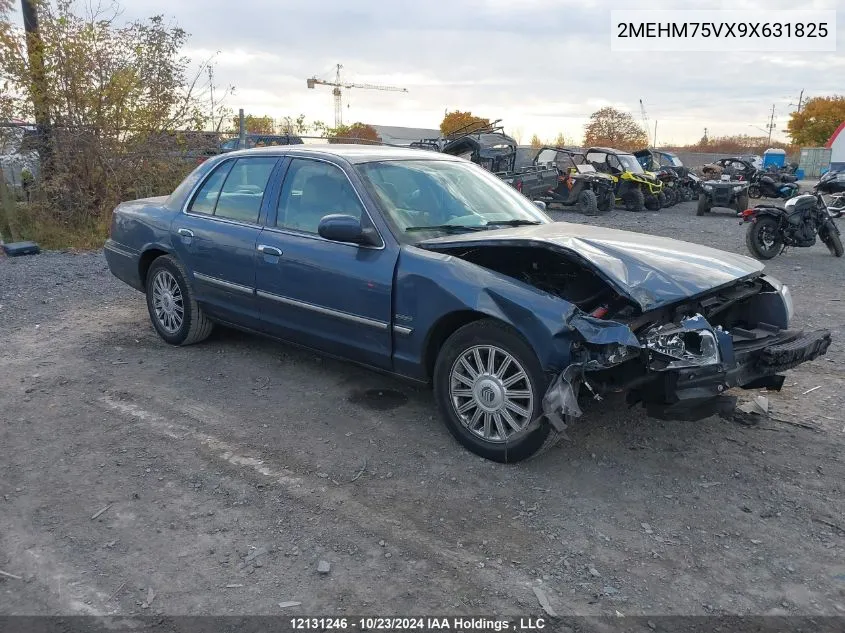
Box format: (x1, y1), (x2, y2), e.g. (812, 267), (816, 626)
(171, 156), (280, 327)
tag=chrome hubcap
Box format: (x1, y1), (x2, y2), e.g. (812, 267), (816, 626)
(449, 345), (534, 443)
(152, 270), (184, 334)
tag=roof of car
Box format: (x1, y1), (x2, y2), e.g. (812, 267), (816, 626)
(218, 143), (462, 164)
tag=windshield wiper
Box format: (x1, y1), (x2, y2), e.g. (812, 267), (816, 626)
(483, 219), (542, 227)
(405, 224), (488, 233)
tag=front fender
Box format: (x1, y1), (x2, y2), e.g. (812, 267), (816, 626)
(391, 246), (640, 380)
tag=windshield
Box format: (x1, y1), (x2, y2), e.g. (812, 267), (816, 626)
(356, 159), (551, 241)
(618, 154), (645, 173)
(664, 153), (683, 167)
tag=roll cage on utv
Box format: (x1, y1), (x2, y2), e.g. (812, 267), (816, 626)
(534, 147), (616, 215)
(434, 123), (559, 199)
(584, 147), (664, 212)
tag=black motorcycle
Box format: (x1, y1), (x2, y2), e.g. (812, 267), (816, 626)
(741, 192), (843, 260)
(748, 169), (800, 200)
(816, 169), (845, 217)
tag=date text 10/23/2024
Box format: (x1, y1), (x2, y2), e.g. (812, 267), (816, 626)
(288, 616), (548, 631)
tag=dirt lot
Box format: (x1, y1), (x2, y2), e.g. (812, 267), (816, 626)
(1, 199), (844, 618)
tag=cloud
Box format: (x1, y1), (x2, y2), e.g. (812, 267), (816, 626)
(110, 0), (844, 144)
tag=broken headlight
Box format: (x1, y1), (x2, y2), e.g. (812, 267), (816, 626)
(643, 325), (720, 369)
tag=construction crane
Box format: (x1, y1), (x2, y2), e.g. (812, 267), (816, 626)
(639, 99), (651, 147)
(306, 63), (408, 128)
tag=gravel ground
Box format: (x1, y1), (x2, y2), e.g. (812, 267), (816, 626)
(1, 199), (844, 618)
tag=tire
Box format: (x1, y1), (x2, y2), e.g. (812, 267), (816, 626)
(577, 189), (598, 216)
(433, 319), (556, 463)
(664, 188), (677, 207)
(745, 216), (782, 260)
(748, 184), (761, 199)
(598, 190), (615, 213)
(696, 194), (711, 216)
(822, 229), (844, 257)
(145, 255), (214, 346)
(679, 186), (693, 202)
(735, 192), (750, 214)
(623, 188), (644, 212)
(644, 192), (662, 211)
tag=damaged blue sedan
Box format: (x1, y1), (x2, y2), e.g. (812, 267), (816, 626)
(104, 145), (832, 463)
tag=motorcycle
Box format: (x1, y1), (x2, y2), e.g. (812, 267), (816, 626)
(748, 170), (800, 200)
(816, 169), (845, 217)
(678, 172), (701, 201)
(740, 192), (843, 260)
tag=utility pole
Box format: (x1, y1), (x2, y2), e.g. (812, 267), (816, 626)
(766, 104), (776, 145)
(238, 109), (246, 149)
(20, 0), (52, 174)
(796, 89), (804, 113)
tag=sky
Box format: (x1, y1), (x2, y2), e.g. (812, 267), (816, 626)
(29, 0), (845, 144)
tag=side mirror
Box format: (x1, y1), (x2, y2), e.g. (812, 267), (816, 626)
(533, 200), (547, 212)
(317, 214), (378, 246)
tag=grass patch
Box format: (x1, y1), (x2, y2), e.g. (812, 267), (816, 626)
(1, 196), (110, 251)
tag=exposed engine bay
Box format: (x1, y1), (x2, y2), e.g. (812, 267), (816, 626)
(440, 243), (831, 426)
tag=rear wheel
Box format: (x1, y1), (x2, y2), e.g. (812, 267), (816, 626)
(145, 255), (214, 345)
(745, 216), (782, 260)
(623, 188), (644, 212)
(748, 184), (761, 199)
(577, 189), (598, 216)
(696, 194), (711, 216)
(433, 319), (557, 463)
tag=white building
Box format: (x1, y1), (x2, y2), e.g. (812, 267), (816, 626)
(827, 121), (845, 172)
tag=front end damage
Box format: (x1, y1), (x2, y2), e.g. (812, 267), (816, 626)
(543, 284), (831, 431)
(417, 235), (832, 432)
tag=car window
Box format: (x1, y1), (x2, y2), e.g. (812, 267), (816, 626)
(188, 160), (235, 214)
(276, 158), (365, 234)
(213, 157), (278, 223)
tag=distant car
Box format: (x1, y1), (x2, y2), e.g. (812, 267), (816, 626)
(219, 134), (304, 153)
(714, 157), (758, 181)
(103, 145), (831, 463)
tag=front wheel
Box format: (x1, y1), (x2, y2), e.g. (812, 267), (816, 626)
(433, 319), (557, 463)
(623, 188), (644, 212)
(598, 190), (615, 212)
(748, 184), (761, 199)
(145, 255), (215, 345)
(745, 216), (783, 260)
(577, 189), (598, 216)
(821, 228), (844, 257)
(735, 192), (750, 214)
(644, 192), (662, 211)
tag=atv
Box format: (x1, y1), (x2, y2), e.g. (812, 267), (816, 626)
(697, 173), (750, 216)
(534, 147), (616, 215)
(584, 147), (663, 212)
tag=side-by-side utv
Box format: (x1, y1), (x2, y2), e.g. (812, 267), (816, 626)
(534, 147), (616, 215)
(584, 147), (664, 212)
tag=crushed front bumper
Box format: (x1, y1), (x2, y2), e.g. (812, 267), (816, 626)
(636, 327), (831, 421)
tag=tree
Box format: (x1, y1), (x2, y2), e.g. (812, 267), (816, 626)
(0, 0), (232, 239)
(786, 95), (845, 146)
(326, 122), (381, 144)
(551, 132), (566, 147)
(529, 134), (543, 148)
(583, 107), (648, 151)
(278, 114), (309, 135)
(230, 114), (274, 134)
(440, 110), (490, 137)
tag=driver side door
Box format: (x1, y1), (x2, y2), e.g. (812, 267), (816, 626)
(254, 157), (399, 369)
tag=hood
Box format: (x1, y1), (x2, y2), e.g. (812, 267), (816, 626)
(418, 222), (764, 312)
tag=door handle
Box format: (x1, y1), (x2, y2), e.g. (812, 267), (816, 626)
(177, 228), (194, 237)
(257, 244), (282, 257)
